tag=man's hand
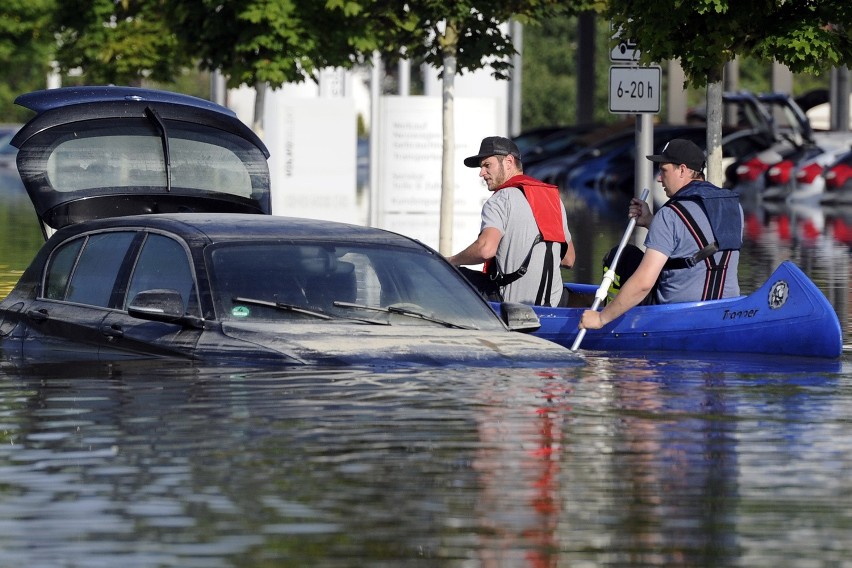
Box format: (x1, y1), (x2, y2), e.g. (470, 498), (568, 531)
(629, 197), (653, 228)
(446, 227), (502, 267)
(579, 309), (606, 330)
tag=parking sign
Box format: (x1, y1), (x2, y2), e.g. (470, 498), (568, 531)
(608, 66), (661, 114)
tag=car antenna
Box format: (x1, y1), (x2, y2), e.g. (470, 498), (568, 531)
(144, 106), (172, 193)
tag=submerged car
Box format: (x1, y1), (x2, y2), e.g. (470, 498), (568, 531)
(0, 86), (578, 368)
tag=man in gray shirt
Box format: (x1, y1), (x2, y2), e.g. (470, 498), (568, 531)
(447, 136), (576, 307)
(580, 138), (742, 331)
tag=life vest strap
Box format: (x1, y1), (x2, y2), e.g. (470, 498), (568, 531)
(489, 235), (564, 307)
(664, 201), (730, 301)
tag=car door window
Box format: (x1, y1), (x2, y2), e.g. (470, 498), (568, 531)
(44, 238), (84, 300)
(125, 233), (196, 314)
(52, 232), (136, 307)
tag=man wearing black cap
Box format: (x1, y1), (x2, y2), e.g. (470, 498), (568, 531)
(580, 138), (743, 331)
(447, 136), (576, 306)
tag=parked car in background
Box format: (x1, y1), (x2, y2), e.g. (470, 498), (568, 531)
(524, 92), (792, 212)
(511, 125), (572, 157)
(782, 143), (852, 203)
(724, 92), (852, 203)
(513, 122), (609, 169)
(524, 121), (635, 186)
(0, 86), (579, 369)
(820, 150), (852, 204)
(565, 124), (772, 209)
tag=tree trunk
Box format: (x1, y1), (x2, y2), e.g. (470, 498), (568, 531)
(576, 11), (596, 126)
(253, 80), (267, 138)
(705, 65), (724, 187)
(438, 23), (459, 256)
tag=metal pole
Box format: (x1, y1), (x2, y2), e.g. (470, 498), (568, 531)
(635, 113), (654, 244)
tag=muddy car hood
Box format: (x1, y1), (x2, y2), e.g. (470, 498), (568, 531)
(217, 322), (582, 368)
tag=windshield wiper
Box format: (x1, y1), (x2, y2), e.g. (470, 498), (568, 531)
(333, 301), (474, 329)
(233, 297), (331, 320)
(144, 106), (172, 192)
(232, 297), (388, 325)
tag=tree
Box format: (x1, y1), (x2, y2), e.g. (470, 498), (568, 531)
(522, 13), (614, 129)
(164, 0), (362, 133)
(53, 0), (190, 86)
(330, 0), (600, 254)
(0, 0), (57, 122)
(607, 0), (852, 186)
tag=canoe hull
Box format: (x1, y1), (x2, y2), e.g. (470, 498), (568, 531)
(520, 261), (843, 359)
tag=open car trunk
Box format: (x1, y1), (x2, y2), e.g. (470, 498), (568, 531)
(11, 86), (272, 237)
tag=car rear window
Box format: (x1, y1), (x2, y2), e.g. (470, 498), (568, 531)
(32, 119), (268, 200)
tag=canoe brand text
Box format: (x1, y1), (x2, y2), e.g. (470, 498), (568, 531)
(722, 308), (759, 320)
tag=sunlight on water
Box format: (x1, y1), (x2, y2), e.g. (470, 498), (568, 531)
(0, 265), (25, 299)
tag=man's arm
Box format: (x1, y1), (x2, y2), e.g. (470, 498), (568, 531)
(560, 240), (576, 268)
(447, 227), (502, 266)
(579, 248), (667, 329)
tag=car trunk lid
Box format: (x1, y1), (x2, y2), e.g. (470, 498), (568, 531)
(11, 86), (271, 237)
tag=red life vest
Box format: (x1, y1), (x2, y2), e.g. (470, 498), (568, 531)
(493, 175), (567, 244)
(483, 175), (568, 306)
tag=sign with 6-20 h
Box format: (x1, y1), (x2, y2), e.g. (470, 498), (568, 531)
(609, 66), (661, 114)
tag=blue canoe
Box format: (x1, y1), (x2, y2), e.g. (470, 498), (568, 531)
(500, 261), (843, 359)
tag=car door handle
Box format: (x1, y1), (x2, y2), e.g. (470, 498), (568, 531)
(101, 324), (124, 339)
(26, 308), (49, 322)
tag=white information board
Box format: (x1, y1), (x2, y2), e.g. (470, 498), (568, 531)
(264, 97), (359, 223)
(375, 96), (499, 253)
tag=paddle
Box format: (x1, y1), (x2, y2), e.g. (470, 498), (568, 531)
(571, 187), (650, 352)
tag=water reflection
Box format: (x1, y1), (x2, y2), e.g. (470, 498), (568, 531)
(0, 362), (583, 565)
(0, 173), (41, 298)
(0, 355), (848, 566)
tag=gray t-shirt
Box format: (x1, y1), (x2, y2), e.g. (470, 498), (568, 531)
(644, 200), (741, 303)
(481, 187), (572, 306)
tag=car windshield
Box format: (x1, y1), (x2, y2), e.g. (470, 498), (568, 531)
(207, 241), (505, 330)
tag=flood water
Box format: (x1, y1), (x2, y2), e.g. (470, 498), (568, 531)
(2, 175), (852, 567)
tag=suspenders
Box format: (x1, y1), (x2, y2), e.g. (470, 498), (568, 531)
(488, 234), (563, 306)
(663, 201), (732, 301)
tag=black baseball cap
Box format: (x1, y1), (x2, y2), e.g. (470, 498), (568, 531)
(464, 136), (522, 168)
(646, 138), (706, 171)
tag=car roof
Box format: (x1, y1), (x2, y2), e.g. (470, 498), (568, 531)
(11, 86), (272, 236)
(52, 213), (431, 250)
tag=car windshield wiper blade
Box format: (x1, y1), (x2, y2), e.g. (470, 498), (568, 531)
(333, 301), (474, 329)
(233, 297), (332, 320)
(144, 106), (171, 192)
(232, 297), (388, 325)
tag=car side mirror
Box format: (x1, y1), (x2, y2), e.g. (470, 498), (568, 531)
(499, 302), (541, 332)
(127, 289), (203, 328)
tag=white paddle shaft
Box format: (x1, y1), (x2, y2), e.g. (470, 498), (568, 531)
(571, 188), (650, 352)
